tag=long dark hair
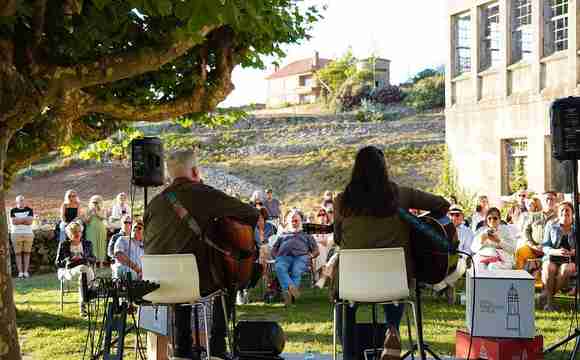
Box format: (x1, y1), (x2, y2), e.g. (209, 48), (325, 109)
(340, 146), (399, 217)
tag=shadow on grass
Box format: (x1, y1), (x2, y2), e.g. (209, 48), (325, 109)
(16, 307), (87, 330)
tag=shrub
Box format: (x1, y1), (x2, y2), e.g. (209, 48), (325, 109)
(369, 85), (403, 105)
(355, 99), (400, 122)
(404, 74), (445, 111)
(336, 81), (372, 110)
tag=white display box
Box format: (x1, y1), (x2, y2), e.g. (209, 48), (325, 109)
(466, 268), (535, 339)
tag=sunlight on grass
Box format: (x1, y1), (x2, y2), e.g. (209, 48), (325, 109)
(13, 267), (577, 359)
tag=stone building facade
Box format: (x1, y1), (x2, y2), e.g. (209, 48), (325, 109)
(445, 0), (578, 201)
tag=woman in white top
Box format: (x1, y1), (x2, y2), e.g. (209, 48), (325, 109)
(312, 207), (333, 278)
(470, 194), (489, 232)
(471, 207), (517, 270)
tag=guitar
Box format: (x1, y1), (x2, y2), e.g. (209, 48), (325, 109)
(208, 217), (257, 289)
(302, 212), (459, 285)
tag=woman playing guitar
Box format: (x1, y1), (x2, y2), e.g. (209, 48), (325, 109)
(333, 146), (450, 360)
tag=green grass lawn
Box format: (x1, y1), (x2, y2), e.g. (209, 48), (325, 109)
(14, 272), (578, 359)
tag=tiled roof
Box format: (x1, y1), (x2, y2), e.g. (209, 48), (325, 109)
(266, 58), (332, 80)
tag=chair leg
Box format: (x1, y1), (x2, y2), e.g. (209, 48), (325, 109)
(60, 279), (64, 312)
(332, 302), (337, 360)
(219, 293), (233, 354)
(406, 301), (422, 359)
(201, 304), (211, 360)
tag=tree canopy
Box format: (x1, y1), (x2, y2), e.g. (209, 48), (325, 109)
(0, 0), (321, 182)
(0, 1), (320, 358)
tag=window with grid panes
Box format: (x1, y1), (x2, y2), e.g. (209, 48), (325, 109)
(545, 0), (568, 55)
(455, 13), (471, 75)
(512, 0), (533, 62)
(481, 3), (501, 70)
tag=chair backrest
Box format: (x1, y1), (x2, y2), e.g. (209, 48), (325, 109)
(142, 254), (201, 304)
(339, 247), (409, 302)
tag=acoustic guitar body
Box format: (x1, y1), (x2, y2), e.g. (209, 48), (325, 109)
(410, 215), (459, 285)
(211, 217), (256, 289)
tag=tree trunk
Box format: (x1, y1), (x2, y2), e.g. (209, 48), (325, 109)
(0, 129), (21, 360)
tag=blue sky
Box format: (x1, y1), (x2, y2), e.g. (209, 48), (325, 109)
(221, 0), (447, 106)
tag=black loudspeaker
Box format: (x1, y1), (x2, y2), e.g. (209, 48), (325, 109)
(131, 137), (164, 187)
(550, 97), (580, 161)
(234, 320), (285, 358)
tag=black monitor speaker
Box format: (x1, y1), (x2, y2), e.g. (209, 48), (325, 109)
(131, 137), (164, 187)
(551, 96), (580, 161)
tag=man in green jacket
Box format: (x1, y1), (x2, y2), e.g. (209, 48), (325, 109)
(144, 149), (259, 359)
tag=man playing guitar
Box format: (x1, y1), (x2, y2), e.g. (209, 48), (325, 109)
(144, 149), (259, 359)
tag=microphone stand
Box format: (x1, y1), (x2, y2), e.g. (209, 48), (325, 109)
(544, 159), (580, 359)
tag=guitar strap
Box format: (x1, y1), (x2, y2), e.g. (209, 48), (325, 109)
(165, 191), (244, 260)
(397, 208), (451, 252)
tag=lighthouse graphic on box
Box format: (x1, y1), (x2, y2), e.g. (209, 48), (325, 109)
(506, 284), (521, 334)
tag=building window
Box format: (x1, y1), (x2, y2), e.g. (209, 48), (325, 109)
(502, 138), (528, 194)
(299, 75), (313, 87)
(512, 0), (533, 62)
(544, 0), (568, 56)
(480, 2), (501, 70)
(454, 12), (472, 75)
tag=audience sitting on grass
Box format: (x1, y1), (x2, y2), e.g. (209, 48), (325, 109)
(111, 219), (144, 280)
(312, 206), (334, 280)
(470, 194), (489, 232)
(471, 207), (517, 271)
(541, 201), (576, 311)
(107, 215), (132, 261)
(59, 189), (82, 242)
(55, 221), (95, 316)
(272, 210), (319, 306)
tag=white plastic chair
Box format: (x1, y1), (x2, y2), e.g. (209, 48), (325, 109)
(332, 247), (419, 360)
(142, 254), (230, 359)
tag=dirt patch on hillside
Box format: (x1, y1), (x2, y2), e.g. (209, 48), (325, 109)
(7, 164), (134, 219)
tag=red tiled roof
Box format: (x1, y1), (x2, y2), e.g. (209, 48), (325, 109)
(266, 58), (332, 80)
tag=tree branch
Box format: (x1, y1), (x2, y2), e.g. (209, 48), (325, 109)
(31, 0), (47, 48)
(50, 25), (216, 91)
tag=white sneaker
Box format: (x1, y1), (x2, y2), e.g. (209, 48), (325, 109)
(23, 272), (30, 278)
(18, 272), (24, 278)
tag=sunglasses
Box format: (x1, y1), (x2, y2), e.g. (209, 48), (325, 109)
(487, 216), (499, 221)
(124, 221), (132, 224)
(133, 226), (144, 231)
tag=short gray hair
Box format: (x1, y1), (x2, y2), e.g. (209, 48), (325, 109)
(166, 149), (198, 179)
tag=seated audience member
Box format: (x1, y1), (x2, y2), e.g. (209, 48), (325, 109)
(236, 208), (276, 305)
(471, 207), (516, 270)
(10, 195), (35, 278)
(55, 221), (95, 316)
(59, 190), (82, 242)
(313, 207), (334, 279)
(250, 190), (264, 207)
(516, 196), (548, 269)
(471, 194), (489, 232)
(272, 211), (319, 306)
(449, 205), (474, 256)
(322, 190), (334, 210)
(541, 201), (576, 311)
(107, 215), (132, 260)
(109, 192), (131, 231)
(516, 189), (529, 213)
(112, 219), (145, 280)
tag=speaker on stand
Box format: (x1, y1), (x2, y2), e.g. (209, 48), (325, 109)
(545, 96), (580, 359)
(131, 137), (164, 207)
